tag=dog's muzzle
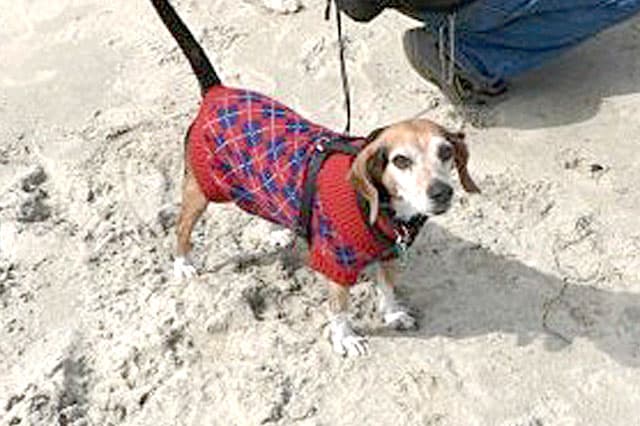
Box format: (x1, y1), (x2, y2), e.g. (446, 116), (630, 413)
(427, 179), (453, 214)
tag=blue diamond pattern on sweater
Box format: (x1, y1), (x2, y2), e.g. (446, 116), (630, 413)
(231, 184), (253, 203)
(260, 170), (278, 193)
(289, 147), (307, 173)
(243, 121), (262, 146)
(238, 152), (255, 177)
(238, 91), (263, 103)
(267, 136), (286, 162)
(217, 106), (238, 129)
(282, 183), (300, 210)
(262, 105), (287, 119)
(286, 120), (310, 133)
(335, 246), (356, 266)
(318, 217), (333, 239)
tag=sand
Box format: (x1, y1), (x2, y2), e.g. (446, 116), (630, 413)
(1, 1), (640, 425)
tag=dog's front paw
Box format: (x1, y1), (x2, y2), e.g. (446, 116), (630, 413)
(328, 314), (369, 357)
(333, 334), (369, 357)
(383, 310), (417, 331)
(262, 0), (302, 14)
(173, 256), (197, 280)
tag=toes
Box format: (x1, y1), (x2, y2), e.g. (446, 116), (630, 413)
(332, 335), (369, 357)
(173, 257), (197, 279)
(182, 265), (197, 278)
(328, 314), (369, 357)
(332, 338), (347, 356)
(384, 311), (417, 330)
(173, 264), (193, 279)
(344, 336), (369, 357)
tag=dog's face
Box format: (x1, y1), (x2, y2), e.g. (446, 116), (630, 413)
(350, 119), (480, 223)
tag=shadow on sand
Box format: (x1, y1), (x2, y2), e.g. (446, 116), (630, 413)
(366, 224), (640, 368)
(216, 221), (640, 368)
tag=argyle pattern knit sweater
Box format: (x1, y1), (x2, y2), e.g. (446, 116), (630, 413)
(188, 85), (399, 286)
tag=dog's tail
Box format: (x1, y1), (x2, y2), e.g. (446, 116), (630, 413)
(150, 0), (221, 96)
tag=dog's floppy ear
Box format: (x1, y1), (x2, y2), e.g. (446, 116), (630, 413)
(349, 127), (388, 224)
(445, 131), (481, 194)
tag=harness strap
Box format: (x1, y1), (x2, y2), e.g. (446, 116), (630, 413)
(298, 136), (361, 242)
(356, 194), (395, 250)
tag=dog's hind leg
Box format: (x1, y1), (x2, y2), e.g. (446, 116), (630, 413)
(174, 166), (207, 279)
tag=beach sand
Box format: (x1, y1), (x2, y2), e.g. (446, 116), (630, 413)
(1, 1), (640, 425)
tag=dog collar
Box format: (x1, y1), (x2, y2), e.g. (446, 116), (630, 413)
(359, 197), (428, 258)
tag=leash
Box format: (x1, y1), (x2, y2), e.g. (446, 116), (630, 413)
(325, 2), (458, 129)
(325, 0), (352, 134)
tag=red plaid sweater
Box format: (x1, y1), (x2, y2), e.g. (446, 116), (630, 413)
(188, 86), (398, 285)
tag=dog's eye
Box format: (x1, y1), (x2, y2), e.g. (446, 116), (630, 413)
(438, 144), (454, 162)
(392, 155), (413, 170)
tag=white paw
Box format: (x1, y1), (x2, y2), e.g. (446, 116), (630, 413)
(266, 229), (294, 249)
(377, 284), (417, 331)
(173, 256), (197, 279)
(383, 310), (417, 330)
(328, 314), (369, 357)
(262, 0), (302, 13)
(333, 334), (369, 357)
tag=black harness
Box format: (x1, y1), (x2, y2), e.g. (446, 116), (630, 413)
(298, 136), (428, 259)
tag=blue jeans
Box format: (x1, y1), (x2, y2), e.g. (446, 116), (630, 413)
(419, 0), (640, 87)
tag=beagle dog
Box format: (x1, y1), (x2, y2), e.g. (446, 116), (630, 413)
(150, 0), (479, 356)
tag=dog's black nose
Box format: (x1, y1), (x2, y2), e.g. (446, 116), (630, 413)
(427, 180), (453, 204)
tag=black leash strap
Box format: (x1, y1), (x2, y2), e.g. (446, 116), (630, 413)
(325, 0), (352, 134)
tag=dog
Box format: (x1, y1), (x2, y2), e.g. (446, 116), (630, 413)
(150, 0), (480, 356)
